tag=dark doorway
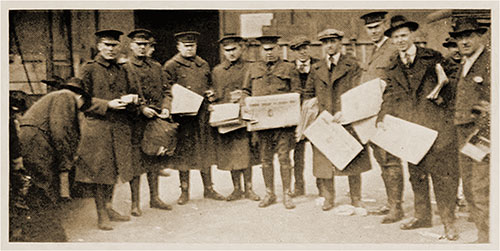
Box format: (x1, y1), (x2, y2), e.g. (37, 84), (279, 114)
(134, 10), (220, 67)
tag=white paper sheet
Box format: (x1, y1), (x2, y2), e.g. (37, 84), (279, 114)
(244, 93), (300, 131)
(340, 78), (384, 125)
(304, 111), (363, 170)
(170, 84), (204, 115)
(209, 103), (240, 125)
(352, 115), (378, 144)
(370, 115), (438, 165)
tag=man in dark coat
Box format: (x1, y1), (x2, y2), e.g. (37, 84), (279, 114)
(288, 36), (321, 198)
(212, 35), (260, 202)
(358, 11), (404, 219)
(17, 78), (91, 241)
(76, 29), (139, 230)
(304, 29), (371, 211)
(163, 31), (225, 205)
(241, 35), (301, 209)
(378, 15), (459, 240)
(449, 17), (490, 243)
(123, 29), (173, 216)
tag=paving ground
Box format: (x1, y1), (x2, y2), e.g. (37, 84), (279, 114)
(58, 143), (480, 247)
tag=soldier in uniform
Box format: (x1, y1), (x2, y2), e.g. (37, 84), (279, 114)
(359, 11), (404, 220)
(304, 29), (371, 211)
(123, 29), (173, 216)
(163, 31), (225, 205)
(288, 36), (321, 197)
(76, 29), (138, 230)
(211, 35), (260, 202)
(379, 16), (459, 240)
(241, 35), (301, 209)
(17, 78), (91, 241)
(449, 17), (490, 243)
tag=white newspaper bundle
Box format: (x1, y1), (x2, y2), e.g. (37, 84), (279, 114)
(304, 111), (363, 170)
(340, 78), (385, 125)
(244, 93), (300, 131)
(209, 103), (246, 134)
(170, 84), (204, 115)
(295, 97), (319, 142)
(371, 115), (438, 165)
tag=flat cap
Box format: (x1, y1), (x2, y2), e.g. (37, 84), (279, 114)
(218, 34), (244, 45)
(174, 31), (200, 43)
(317, 28), (344, 41)
(289, 36), (311, 50)
(360, 11), (388, 27)
(256, 35), (281, 44)
(127, 29), (154, 40)
(95, 29), (123, 43)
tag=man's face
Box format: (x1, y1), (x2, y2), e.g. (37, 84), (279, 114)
(98, 39), (121, 60)
(223, 43), (243, 62)
(391, 27), (413, 53)
(130, 38), (151, 57)
(177, 42), (197, 58)
(455, 31), (482, 57)
(321, 38), (341, 56)
(260, 43), (279, 62)
(365, 21), (385, 43)
(294, 45), (310, 62)
(447, 46), (461, 61)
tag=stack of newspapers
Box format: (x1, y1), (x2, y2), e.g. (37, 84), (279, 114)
(209, 103), (246, 134)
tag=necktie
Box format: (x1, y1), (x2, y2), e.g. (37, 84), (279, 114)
(329, 56), (336, 72)
(298, 63), (306, 73)
(404, 53), (412, 67)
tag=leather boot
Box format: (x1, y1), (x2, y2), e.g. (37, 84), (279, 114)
(95, 185), (112, 230)
(321, 178), (335, 211)
(291, 141), (305, 197)
(130, 176), (142, 216)
(281, 168), (295, 209)
(349, 175), (363, 208)
(201, 168), (225, 200)
(177, 171), (190, 205)
(147, 172), (172, 210)
(227, 170), (244, 201)
(243, 168), (260, 201)
(382, 167), (404, 224)
(443, 221), (459, 241)
(259, 165), (276, 207)
(104, 184), (130, 222)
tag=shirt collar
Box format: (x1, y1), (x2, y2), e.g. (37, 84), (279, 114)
(96, 54), (114, 67)
(399, 44), (417, 63)
(325, 52), (340, 66)
(461, 44), (485, 77)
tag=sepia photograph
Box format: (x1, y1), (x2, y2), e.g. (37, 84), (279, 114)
(2, 1), (498, 250)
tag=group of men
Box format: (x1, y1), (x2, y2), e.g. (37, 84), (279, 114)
(9, 11), (490, 244)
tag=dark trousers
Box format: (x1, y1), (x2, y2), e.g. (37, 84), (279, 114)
(457, 124), (490, 241)
(372, 144), (404, 206)
(258, 128), (294, 170)
(407, 165), (459, 224)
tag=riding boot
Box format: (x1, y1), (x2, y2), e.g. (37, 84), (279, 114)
(177, 171), (190, 205)
(243, 167), (260, 201)
(381, 167), (404, 224)
(147, 171), (172, 210)
(104, 184), (130, 222)
(130, 176), (142, 217)
(95, 184), (112, 230)
(321, 178), (335, 211)
(227, 170), (244, 201)
(259, 165), (276, 207)
(349, 175), (363, 208)
(281, 167), (295, 209)
(292, 142), (305, 197)
(201, 168), (225, 200)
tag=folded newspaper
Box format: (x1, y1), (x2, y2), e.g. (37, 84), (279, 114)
(170, 84), (204, 115)
(244, 93), (300, 131)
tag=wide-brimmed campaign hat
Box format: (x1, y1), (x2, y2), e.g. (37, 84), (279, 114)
(449, 17), (488, 38)
(384, 15), (419, 37)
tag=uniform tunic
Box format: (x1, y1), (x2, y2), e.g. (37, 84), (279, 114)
(75, 55), (138, 185)
(123, 56), (172, 175)
(162, 53), (216, 171)
(212, 59), (258, 171)
(242, 59), (301, 169)
(304, 55), (371, 178)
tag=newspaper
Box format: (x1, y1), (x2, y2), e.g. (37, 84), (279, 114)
(244, 93), (300, 131)
(170, 84), (204, 115)
(304, 111), (363, 170)
(340, 78), (384, 125)
(370, 115), (438, 165)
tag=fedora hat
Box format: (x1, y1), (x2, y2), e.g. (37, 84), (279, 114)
(384, 15), (419, 37)
(60, 77), (92, 111)
(449, 17), (487, 38)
